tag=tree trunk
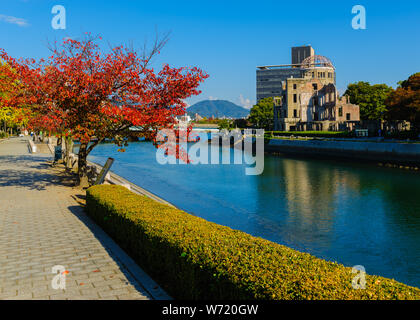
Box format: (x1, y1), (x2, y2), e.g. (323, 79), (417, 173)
(64, 138), (69, 167)
(64, 137), (74, 169)
(57, 136), (62, 150)
(77, 142), (89, 188)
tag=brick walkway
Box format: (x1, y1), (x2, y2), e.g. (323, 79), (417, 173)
(0, 137), (169, 300)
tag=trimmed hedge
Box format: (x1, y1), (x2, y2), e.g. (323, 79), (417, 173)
(384, 130), (420, 140)
(86, 185), (420, 300)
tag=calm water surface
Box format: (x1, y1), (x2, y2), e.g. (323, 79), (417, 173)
(86, 141), (420, 288)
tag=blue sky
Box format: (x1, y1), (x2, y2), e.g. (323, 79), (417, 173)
(1, 0), (419, 108)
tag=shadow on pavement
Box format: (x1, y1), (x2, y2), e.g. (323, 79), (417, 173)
(0, 155), (77, 191)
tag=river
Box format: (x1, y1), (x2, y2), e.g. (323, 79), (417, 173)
(85, 140), (420, 288)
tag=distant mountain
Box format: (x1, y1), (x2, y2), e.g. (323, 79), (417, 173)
(187, 100), (250, 119)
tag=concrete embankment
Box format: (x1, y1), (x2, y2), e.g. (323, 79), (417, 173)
(87, 159), (175, 208)
(64, 151), (175, 208)
(266, 139), (420, 166)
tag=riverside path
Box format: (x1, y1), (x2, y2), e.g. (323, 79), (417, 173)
(0, 137), (169, 300)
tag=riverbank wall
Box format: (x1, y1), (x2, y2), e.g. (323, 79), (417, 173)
(64, 151), (175, 207)
(266, 138), (420, 167)
(87, 159), (175, 208)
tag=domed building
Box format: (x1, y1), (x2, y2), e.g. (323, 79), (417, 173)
(256, 46), (360, 131)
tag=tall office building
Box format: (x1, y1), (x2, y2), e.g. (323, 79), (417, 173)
(291, 45), (315, 65)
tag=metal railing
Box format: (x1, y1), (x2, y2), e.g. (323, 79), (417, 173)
(28, 139), (37, 153)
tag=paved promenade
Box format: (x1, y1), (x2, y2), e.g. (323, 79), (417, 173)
(0, 137), (169, 300)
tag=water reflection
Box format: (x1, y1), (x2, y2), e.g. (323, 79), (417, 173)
(88, 142), (420, 287)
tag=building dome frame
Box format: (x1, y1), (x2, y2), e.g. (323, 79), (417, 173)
(301, 55), (335, 70)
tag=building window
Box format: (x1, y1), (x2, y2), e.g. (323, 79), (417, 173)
(339, 107), (343, 117)
(293, 94), (297, 103)
(312, 72), (315, 78)
(346, 113), (351, 121)
(293, 84), (297, 90)
(293, 109), (297, 118)
(312, 83), (318, 90)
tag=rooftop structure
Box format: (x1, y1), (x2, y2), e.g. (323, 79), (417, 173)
(292, 45), (314, 65)
(300, 55), (335, 70)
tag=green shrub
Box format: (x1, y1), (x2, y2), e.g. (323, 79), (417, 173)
(266, 131), (354, 138)
(0, 132), (8, 139)
(384, 130), (419, 140)
(86, 185), (420, 300)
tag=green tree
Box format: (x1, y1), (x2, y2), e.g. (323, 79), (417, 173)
(0, 107), (13, 133)
(249, 97), (274, 130)
(233, 118), (250, 129)
(386, 72), (420, 126)
(218, 118), (233, 130)
(345, 82), (394, 120)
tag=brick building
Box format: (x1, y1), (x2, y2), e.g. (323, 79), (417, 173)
(256, 46), (360, 131)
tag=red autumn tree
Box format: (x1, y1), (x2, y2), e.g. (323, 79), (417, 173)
(0, 61), (16, 103)
(386, 72), (420, 128)
(1, 34), (208, 185)
(0, 62), (33, 134)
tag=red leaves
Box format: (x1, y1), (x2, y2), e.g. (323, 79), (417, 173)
(0, 35), (208, 162)
(386, 73), (420, 122)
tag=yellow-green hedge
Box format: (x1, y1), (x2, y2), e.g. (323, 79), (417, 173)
(86, 185), (420, 300)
